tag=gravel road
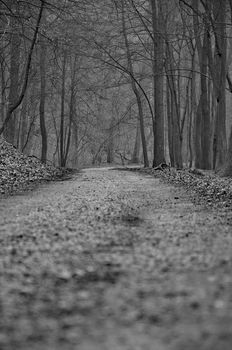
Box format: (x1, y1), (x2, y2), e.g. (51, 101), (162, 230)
(0, 167), (232, 350)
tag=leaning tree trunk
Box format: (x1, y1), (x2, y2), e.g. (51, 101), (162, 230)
(63, 53), (78, 167)
(0, 0), (45, 139)
(63, 71), (75, 167)
(4, 10), (20, 145)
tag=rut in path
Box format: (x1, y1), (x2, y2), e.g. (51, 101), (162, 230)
(0, 167), (232, 350)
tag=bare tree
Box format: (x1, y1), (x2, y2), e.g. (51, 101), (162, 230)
(121, 0), (149, 167)
(0, 0), (45, 137)
(39, 30), (47, 163)
(150, 0), (165, 166)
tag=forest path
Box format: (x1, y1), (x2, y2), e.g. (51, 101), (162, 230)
(0, 167), (232, 350)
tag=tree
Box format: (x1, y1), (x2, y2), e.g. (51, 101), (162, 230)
(219, 0), (232, 176)
(0, 0), (45, 139)
(121, 0), (149, 167)
(150, 0), (165, 166)
(39, 29), (48, 163)
(4, 1), (21, 145)
(192, 0), (211, 169)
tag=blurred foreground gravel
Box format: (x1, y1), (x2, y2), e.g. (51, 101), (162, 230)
(0, 167), (232, 350)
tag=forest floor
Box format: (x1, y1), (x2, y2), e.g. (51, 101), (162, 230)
(1, 156), (232, 349)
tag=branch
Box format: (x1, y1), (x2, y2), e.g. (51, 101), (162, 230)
(129, 0), (153, 42)
(93, 39), (154, 121)
(179, 0), (202, 16)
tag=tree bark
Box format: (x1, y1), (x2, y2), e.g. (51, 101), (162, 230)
(0, 0), (45, 138)
(59, 50), (67, 167)
(202, 0), (227, 170)
(19, 91), (28, 151)
(39, 34), (47, 163)
(219, 127), (232, 176)
(121, 1), (149, 167)
(107, 117), (115, 164)
(165, 41), (182, 168)
(64, 57), (76, 166)
(132, 119), (141, 163)
(189, 50), (197, 168)
(150, 0), (165, 167)
(219, 0), (232, 176)
(166, 80), (174, 166)
(0, 51), (7, 126)
(199, 30), (211, 169)
(4, 4), (20, 145)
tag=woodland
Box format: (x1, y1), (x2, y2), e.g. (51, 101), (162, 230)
(0, 0), (232, 175)
(1, 2), (232, 349)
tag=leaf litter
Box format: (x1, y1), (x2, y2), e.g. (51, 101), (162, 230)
(0, 139), (70, 197)
(0, 145), (232, 349)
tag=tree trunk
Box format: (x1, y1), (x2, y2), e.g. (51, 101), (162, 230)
(132, 119), (141, 163)
(107, 139), (114, 163)
(0, 0), (45, 138)
(107, 117), (115, 164)
(60, 51), (67, 167)
(167, 80), (183, 168)
(64, 75), (75, 166)
(211, 0), (227, 170)
(219, 126), (232, 176)
(191, 0), (212, 169)
(199, 30), (211, 169)
(0, 53), (7, 126)
(19, 93), (28, 151)
(219, 0), (232, 175)
(150, 0), (165, 167)
(4, 9), (20, 145)
(72, 120), (79, 167)
(167, 81), (174, 166)
(121, 1), (149, 167)
(39, 36), (47, 163)
(165, 42), (183, 168)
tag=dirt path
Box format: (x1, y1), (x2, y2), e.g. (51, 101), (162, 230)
(0, 168), (232, 350)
